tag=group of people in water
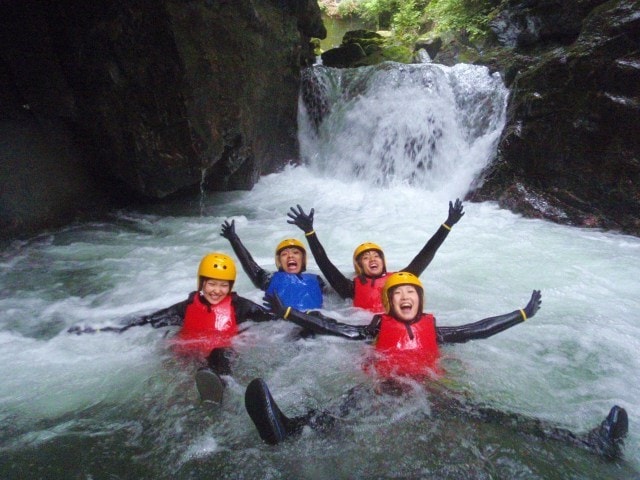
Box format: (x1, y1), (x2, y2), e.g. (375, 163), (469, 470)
(70, 199), (629, 459)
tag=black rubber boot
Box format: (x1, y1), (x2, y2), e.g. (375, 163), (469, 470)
(245, 378), (316, 445)
(585, 405), (628, 459)
(195, 367), (225, 404)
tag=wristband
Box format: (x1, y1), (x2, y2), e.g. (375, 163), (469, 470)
(442, 223), (452, 231)
(520, 309), (527, 321)
(305, 230), (315, 237)
(284, 307), (291, 319)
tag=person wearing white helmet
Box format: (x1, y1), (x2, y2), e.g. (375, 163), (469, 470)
(69, 252), (279, 404)
(243, 274), (628, 460)
(287, 199), (464, 312)
(221, 220), (325, 311)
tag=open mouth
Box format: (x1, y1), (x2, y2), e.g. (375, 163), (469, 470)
(399, 301), (413, 314)
(367, 262), (381, 273)
(286, 259), (298, 270)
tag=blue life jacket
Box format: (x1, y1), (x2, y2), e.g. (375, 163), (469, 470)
(266, 271), (323, 310)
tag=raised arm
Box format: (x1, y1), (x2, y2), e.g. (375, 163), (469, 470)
(264, 292), (368, 339)
(287, 205), (355, 298)
(221, 220), (272, 291)
(403, 199), (465, 275)
(436, 290), (541, 344)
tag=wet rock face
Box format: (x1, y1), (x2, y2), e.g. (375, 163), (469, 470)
(0, 0), (325, 240)
(489, 0), (606, 48)
(471, 0), (640, 236)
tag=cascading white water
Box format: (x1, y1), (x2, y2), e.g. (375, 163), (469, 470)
(0, 61), (638, 479)
(299, 62), (507, 199)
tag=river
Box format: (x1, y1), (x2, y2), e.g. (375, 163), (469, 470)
(0, 61), (638, 479)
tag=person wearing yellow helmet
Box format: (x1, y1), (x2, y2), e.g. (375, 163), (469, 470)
(243, 282), (629, 460)
(287, 199), (464, 313)
(221, 220), (325, 311)
(265, 273), (541, 377)
(68, 252), (279, 404)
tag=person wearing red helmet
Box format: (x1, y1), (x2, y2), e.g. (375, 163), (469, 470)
(221, 220), (325, 311)
(287, 200), (464, 312)
(69, 253), (278, 404)
(244, 273), (628, 459)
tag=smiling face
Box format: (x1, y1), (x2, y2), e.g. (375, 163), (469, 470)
(358, 249), (384, 277)
(201, 278), (231, 305)
(278, 247), (304, 274)
(390, 284), (421, 322)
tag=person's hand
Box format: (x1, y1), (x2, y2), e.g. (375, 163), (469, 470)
(445, 198), (465, 227)
(287, 204), (315, 233)
(523, 290), (542, 319)
(264, 292), (287, 318)
(67, 325), (128, 334)
(221, 220), (236, 240)
(67, 325), (96, 335)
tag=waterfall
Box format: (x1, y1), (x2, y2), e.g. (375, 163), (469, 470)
(1, 60), (639, 479)
(299, 62), (508, 198)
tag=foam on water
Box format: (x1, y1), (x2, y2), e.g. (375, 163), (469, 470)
(1, 61), (638, 478)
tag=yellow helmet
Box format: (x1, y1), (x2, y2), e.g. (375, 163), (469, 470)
(197, 252), (237, 289)
(381, 271), (424, 315)
(275, 238), (307, 271)
(353, 242), (385, 275)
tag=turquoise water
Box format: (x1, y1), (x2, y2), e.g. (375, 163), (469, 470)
(0, 61), (638, 479)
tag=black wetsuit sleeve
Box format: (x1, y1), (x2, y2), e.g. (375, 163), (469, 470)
(305, 231), (355, 298)
(284, 308), (374, 340)
(402, 224), (451, 276)
(435, 310), (526, 344)
(224, 231), (273, 291)
(232, 293), (278, 324)
(126, 292), (194, 329)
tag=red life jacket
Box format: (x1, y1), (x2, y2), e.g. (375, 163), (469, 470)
(353, 273), (391, 312)
(172, 294), (237, 357)
(372, 313), (440, 378)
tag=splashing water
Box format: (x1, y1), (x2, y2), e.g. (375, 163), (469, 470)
(299, 62), (507, 199)
(0, 61), (638, 479)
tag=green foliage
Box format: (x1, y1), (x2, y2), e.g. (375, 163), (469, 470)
(356, 0), (400, 24)
(392, 0), (422, 42)
(336, 0), (362, 17)
(423, 0), (493, 41)
(323, 0), (494, 45)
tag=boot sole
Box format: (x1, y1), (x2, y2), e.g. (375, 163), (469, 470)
(195, 368), (224, 404)
(245, 378), (287, 445)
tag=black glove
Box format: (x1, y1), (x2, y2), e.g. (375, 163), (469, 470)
(67, 324), (129, 335)
(523, 290), (542, 319)
(263, 292), (287, 318)
(287, 204), (314, 234)
(445, 198), (465, 227)
(221, 219), (237, 240)
(68, 325), (96, 335)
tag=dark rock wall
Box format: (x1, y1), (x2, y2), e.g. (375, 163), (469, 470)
(2, 0), (637, 239)
(0, 0), (325, 241)
(470, 0), (640, 235)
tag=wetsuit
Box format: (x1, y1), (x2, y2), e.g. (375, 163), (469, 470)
(123, 291), (277, 374)
(223, 232), (325, 310)
(277, 302), (527, 348)
(246, 305), (628, 458)
(304, 224), (452, 312)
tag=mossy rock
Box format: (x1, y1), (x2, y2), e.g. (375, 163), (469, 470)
(355, 44), (414, 66)
(342, 29), (386, 51)
(343, 29), (384, 43)
(321, 43), (367, 68)
(310, 37), (323, 56)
